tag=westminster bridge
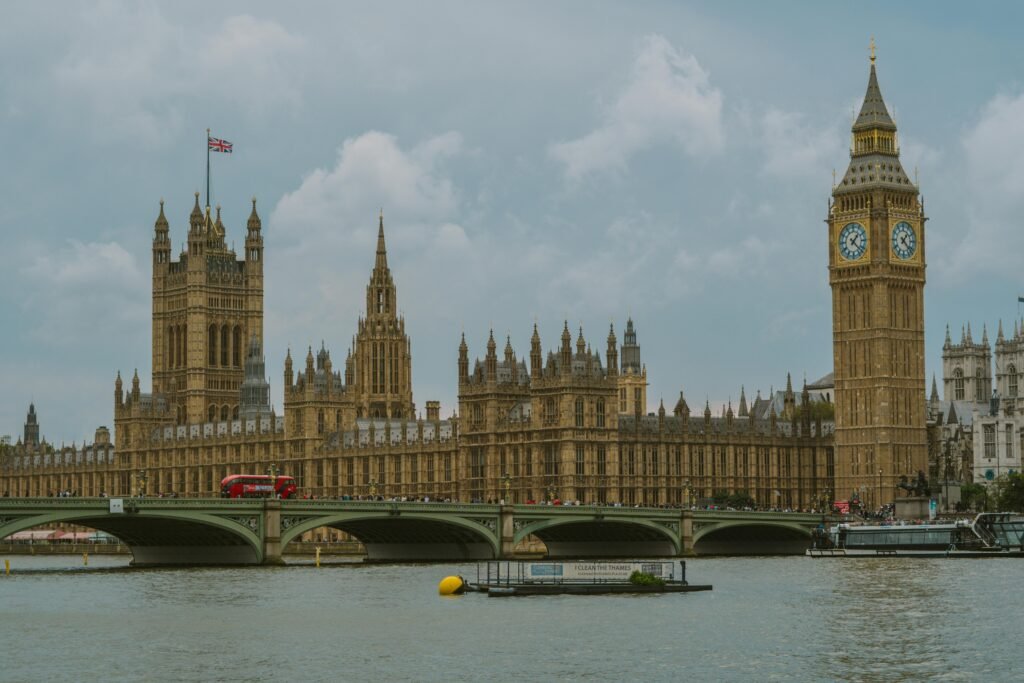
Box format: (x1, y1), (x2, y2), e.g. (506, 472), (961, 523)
(0, 498), (827, 565)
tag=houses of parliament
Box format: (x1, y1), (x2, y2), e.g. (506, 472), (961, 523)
(2, 52), (937, 511)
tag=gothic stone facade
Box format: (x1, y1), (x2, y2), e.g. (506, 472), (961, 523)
(4, 54), (947, 513)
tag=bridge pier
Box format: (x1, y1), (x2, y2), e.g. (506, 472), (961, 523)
(499, 505), (515, 559)
(681, 510), (694, 555)
(262, 500), (285, 566)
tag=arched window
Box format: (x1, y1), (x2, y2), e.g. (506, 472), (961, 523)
(209, 325), (218, 366)
(975, 368), (985, 402)
(232, 326), (242, 367)
(575, 398), (584, 427)
(317, 409), (325, 434)
(232, 405), (239, 420)
(954, 368), (964, 401)
(174, 325), (182, 368)
(167, 326), (174, 370)
(1009, 365), (1018, 398)
(208, 404), (217, 422)
(220, 325), (229, 366)
(181, 324), (187, 367)
(220, 405), (229, 421)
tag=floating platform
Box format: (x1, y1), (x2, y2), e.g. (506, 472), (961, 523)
(452, 560), (712, 597)
(478, 582), (712, 597)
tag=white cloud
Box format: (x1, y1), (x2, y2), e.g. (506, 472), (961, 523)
(26, 240), (143, 289)
(51, 5), (304, 144)
(759, 108), (843, 179)
(549, 34), (724, 181)
(271, 131), (463, 252)
(937, 92), (1024, 281)
(19, 240), (148, 344)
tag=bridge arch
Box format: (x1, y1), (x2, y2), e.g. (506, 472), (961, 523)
(0, 506), (263, 565)
(692, 520), (811, 555)
(514, 515), (681, 557)
(279, 510), (501, 561)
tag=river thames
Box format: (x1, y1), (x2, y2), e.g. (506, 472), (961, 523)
(2, 554), (1021, 682)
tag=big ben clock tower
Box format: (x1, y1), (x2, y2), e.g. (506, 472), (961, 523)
(829, 43), (927, 508)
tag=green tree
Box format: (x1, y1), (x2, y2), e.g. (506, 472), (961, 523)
(995, 472), (1024, 513)
(806, 401), (835, 422)
(727, 491), (755, 509)
(959, 482), (989, 512)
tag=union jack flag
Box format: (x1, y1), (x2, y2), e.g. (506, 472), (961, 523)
(208, 136), (233, 153)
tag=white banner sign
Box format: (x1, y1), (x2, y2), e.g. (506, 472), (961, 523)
(526, 561), (672, 581)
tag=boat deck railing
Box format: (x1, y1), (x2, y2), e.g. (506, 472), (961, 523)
(475, 560), (687, 587)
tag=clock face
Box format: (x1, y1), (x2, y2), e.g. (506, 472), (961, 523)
(838, 222), (867, 261)
(891, 221), (917, 259)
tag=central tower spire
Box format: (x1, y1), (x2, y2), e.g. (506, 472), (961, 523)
(353, 210), (414, 419)
(375, 209), (388, 272)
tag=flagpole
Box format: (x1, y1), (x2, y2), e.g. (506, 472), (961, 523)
(206, 128), (211, 210)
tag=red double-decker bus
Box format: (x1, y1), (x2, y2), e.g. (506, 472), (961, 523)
(220, 474), (298, 499)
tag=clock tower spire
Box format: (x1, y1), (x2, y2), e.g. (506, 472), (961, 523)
(828, 45), (928, 508)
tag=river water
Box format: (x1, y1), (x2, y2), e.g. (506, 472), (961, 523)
(1, 554), (1021, 682)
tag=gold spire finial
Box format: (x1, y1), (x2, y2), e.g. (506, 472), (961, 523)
(869, 37), (876, 64)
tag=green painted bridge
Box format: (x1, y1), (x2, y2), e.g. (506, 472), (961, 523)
(0, 498), (826, 565)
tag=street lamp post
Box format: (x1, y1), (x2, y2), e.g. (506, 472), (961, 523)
(546, 481), (557, 503)
(501, 472), (512, 504)
(136, 469), (148, 498)
(369, 479), (378, 499)
(943, 442), (951, 512)
(266, 463), (279, 498)
(682, 478), (691, 508)
(878, 468), (883, 513)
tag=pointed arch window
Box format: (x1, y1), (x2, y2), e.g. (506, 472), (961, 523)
(1009, 365), (1018, 398)
(232, 326), (242, 367)
(954, 368), (964, 401)
(975, 368), (985, 402)
(209, 325), (218, 366)
(220, 326), (229, 366)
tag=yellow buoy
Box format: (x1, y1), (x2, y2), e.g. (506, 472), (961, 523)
(438, 575), (465, 596)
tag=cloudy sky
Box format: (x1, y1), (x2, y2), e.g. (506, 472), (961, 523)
(3, 1), (1024, 444)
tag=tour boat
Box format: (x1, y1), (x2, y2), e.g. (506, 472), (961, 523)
(807, 513), (1024, 557)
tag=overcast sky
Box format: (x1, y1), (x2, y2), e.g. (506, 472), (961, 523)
(3, 1), (1024, 444)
